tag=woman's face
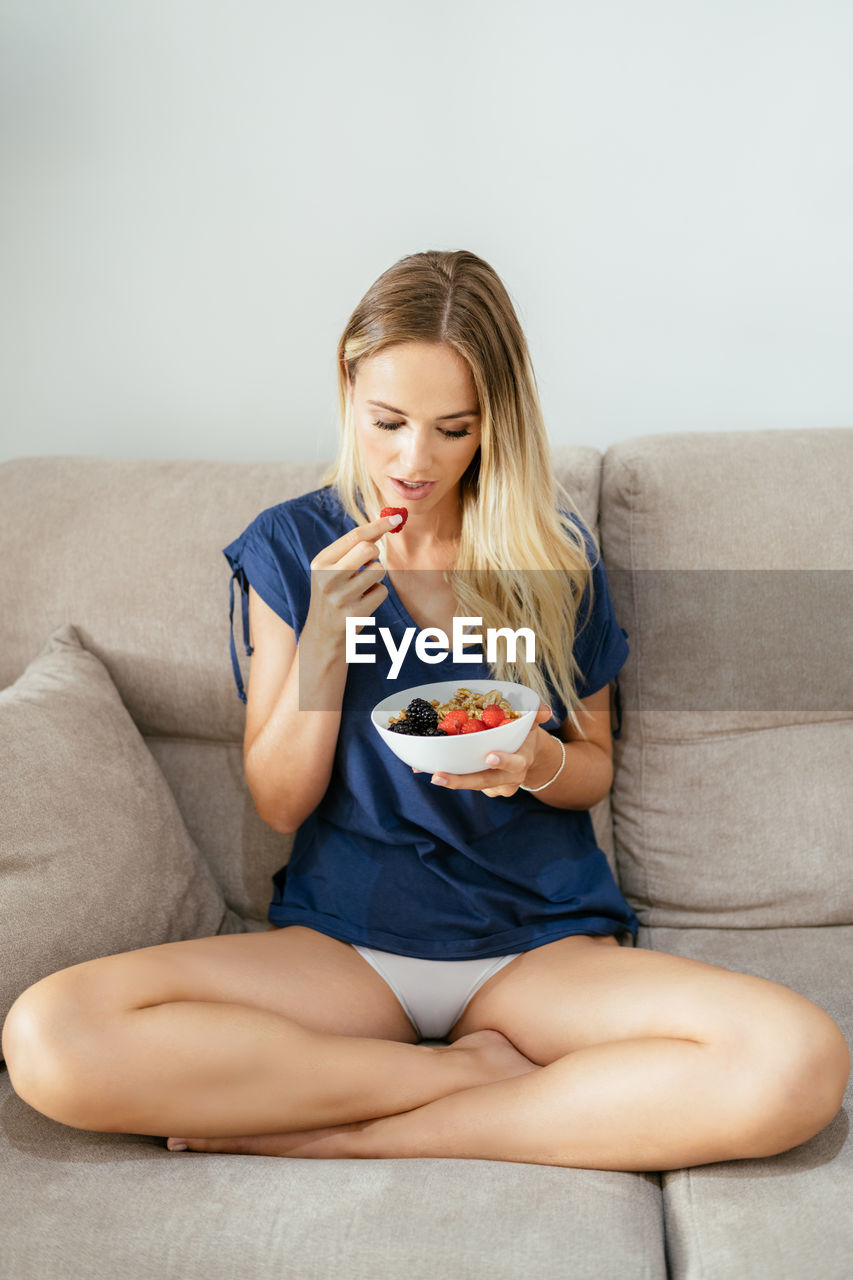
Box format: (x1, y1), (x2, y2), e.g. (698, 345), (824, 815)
(348, 341), (481, 526)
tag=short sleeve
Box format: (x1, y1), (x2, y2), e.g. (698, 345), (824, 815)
(221, 511), (309, 704)
(563, 515), (630, 740)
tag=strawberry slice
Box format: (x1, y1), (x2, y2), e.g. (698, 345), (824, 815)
(380, 506), (408, 532)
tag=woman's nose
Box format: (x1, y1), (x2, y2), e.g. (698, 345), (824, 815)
(398, 425), (434, 474)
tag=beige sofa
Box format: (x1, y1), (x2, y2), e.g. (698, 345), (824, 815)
(1, 428), (850, 1280)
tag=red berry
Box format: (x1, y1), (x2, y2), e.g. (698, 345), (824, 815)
(445, 709), (469, 726)
(438, 716), (460, 735)
(461, 718), (487, 733)
(379, 506), (408, 532)
(481, 705), (507, 728)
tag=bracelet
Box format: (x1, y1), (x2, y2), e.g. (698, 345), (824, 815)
(519, 735), (566, 793)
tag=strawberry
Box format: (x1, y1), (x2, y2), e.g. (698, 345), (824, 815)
(481, 705), (507, 728)
(437, 716), (460, 735)
(461, 717), (487, 733)
(380, 506), (408, 532)
(444, 709), (469, 727)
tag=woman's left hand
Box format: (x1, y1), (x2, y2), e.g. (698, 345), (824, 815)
(416, 702), (555, 797)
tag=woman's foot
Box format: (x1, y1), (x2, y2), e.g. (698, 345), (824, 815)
(448, 1027), (540, 1084)
(166, 1029), (539, 1158)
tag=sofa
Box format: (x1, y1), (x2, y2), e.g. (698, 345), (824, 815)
(0, 427), (850, 1280)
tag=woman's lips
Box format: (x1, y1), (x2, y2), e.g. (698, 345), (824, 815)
(388, 477), (437, 500)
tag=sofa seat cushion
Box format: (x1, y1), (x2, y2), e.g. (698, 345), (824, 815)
(637, 924), (852, 1279)
(0, 624), (242, 1055)
(0, 1061), (667, 1280)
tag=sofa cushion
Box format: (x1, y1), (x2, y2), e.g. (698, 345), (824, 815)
(0, 1062), (667, 1280)
(602, 428), (853, 927)
(636, 923), (853, 1278)
(0, 457), (331, 923)
(0, 623), (242, 1058)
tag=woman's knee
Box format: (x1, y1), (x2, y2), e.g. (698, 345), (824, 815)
(2, 970), (102, 1125)
(735, 1001), (849, 1157)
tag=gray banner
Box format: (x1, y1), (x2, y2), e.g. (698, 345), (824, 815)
(294, 568), (853, 713)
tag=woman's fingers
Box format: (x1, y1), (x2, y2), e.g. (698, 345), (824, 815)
(430, 753), (524, 791)
(310, 514), (401, 570)
(430, 771), (499, 789)
(303, 515), (400, 639)
(334, 536), (386, 573)
(430, 770), (519, 797)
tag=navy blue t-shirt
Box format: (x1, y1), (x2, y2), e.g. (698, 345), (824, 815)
(223, 485), (638, 958)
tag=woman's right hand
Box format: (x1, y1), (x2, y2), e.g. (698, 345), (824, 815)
(302, 512), (402, 649)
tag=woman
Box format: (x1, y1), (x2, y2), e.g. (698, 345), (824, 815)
(3, 251), (847, 1170)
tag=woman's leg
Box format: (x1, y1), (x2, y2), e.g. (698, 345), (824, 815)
(0, 926), (535, 1139)
(357, 937), (849, 1169)
(177, 935), (849, 1169)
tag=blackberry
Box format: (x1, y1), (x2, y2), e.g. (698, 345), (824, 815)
(422, 727), (447, 736)
(405, 698), (439, 732)
(388, 720), (416, 735)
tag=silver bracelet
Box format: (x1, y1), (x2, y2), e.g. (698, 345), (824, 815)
(519, 736), (567, 793)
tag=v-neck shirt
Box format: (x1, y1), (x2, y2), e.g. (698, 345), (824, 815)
(223, 485), (638, 958)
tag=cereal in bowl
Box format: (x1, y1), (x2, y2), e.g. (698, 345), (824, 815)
(387, 687), (521, 738)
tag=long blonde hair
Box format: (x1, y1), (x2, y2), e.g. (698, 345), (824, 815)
(321, 249), (600, 738)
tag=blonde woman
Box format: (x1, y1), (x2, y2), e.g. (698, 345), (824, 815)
(4, 251), (847, 1171)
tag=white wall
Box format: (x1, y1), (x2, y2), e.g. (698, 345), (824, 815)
(1, 0), (851, 464)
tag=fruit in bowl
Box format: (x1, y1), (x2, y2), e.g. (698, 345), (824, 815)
(371, 680), (541, 774)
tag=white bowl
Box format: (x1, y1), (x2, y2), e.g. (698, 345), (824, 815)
(371, 679), (541, 775)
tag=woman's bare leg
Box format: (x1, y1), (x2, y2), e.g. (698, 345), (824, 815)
(2, 937), (537, 1139)
(301, 1031), (843, 1169)
(177, 1020), (847, 1167)
(169, 936), (849, 1167)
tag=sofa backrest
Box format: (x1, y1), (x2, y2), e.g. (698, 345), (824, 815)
(0, 448), (605, 926)
(601, 427), (852, 929)
(7, 431), (845, 933)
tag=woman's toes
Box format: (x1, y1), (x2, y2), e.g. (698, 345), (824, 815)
(449, 1029), (541, 1082)
(167, 1133), (293, 1155)
(168, 1136), (253, 1154)
(166, 1136), (238, 1153)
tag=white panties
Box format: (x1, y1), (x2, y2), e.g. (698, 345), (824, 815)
(352, 945), (521, 1041)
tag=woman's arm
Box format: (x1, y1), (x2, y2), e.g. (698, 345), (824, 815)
(522, 684), (614, 810)
(241, 511), (400, 834)
(242, 587), (348, 833)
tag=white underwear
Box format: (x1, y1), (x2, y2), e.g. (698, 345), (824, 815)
(352, 945), (521, 1041)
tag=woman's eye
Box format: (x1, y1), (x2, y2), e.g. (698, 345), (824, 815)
(370, 418), (471, 440)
